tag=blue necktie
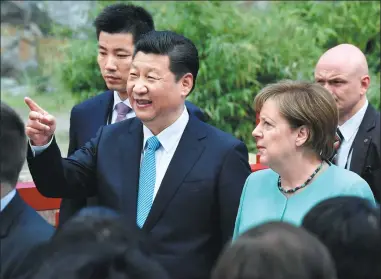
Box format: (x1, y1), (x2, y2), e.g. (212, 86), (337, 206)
(136, 136), (161, 228)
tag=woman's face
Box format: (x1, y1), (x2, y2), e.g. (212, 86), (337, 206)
(252, 99), (301, 166)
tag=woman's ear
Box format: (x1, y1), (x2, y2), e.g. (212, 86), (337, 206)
(295, 125), (310, 147)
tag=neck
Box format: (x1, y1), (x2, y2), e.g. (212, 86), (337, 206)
(117, 91), (129, 101)
(339, 98), (366, 126)
(144, 105), (185, 136)
(274, 153), (323, 190)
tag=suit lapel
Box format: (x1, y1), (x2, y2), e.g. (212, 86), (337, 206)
(118, 118), (143, 224)
(99, 90), (114, 126)
(84, 91), (114, 142)
(143, 116), (207, 230)
(350, 104), (376, 174)
(0, 193), (24, 238)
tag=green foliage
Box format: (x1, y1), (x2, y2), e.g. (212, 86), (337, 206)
(49, 1), (380, 152)
(51, 38), (105, 103)
(281, 1), (380, 72)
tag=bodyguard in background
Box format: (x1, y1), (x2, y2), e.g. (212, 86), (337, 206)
(60, 3), (205, 225)
(314, 44), (381, 202)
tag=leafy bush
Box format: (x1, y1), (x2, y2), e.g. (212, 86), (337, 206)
(50, 1), (380, 152)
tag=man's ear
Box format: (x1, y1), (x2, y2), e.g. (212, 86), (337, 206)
(360, 75), (370, 96)
(295, 125), (310, 147)
(180, 73), (193, 97)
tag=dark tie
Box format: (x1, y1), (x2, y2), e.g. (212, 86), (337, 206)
(331, 128), (343, 165)
(115, 102), (131, 123)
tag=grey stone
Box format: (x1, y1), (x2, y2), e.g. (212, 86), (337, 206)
(41, 1), (91, 30)
(1, 77), (30, 96)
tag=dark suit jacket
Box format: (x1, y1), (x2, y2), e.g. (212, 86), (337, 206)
(27, 115), (251, 279)
(59, 90), (206, 225)
(349, 103), (381, 202)
(0, 192), (55, 279)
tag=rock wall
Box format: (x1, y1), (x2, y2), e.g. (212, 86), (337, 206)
(1, 1), (92, 93)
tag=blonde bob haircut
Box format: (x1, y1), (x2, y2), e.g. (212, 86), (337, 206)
(254, 80), (338, 160)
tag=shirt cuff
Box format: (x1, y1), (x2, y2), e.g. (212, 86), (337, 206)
(29, 136), (54, 157)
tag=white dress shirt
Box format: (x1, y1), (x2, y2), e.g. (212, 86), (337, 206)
(337, 100), (368, 169)
(109, 91), (135, 124)
(29, 105), (190, 200)
(1, 189), (16, 212)
(141, 106), (189, 199)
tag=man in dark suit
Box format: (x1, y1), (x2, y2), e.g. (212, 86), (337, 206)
(0, 102), (55, 279)
(60, 3), (205, 225)
(315, 43), (381, 202)
(25, 30), (251, 279)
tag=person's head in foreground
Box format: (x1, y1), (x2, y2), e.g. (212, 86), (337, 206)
(0, 101), (27, 198)
(212, 221), (337, 279)
(302, 196), (381, 279)
(31, 207), (169, 279)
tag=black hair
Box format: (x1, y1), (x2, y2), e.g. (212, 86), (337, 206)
(0, 102), (27, 188)
(28, 207), (168, 279)
(212, 222), (337, 279)
(302, 196), (381, 279)
(31, 241), (170, 279)
(133, 30), (199, 92)
(94, 3), (154, 43)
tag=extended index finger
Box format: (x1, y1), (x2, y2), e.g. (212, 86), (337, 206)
(24, 97), (47, 114)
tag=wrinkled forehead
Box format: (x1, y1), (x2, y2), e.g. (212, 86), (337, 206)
(314, 59), (354, 79)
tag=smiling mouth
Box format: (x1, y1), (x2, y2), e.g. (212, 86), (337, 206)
(135, 99), (153, 107)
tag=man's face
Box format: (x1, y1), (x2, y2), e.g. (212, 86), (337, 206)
(97, 31), (134, 94)
(314, 61), (368, 122)
(127, 52), (192, 133)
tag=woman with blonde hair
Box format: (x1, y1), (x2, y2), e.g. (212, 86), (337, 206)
(233, 80), (375, 239)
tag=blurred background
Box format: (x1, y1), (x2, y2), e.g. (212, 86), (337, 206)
(1, 0), (380, 180)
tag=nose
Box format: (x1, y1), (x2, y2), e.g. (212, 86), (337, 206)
(252, 124), (262, 139)
(105, 56), (117, 71)
(132, 79), (148, 95)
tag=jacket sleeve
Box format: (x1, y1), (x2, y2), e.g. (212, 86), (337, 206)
(27, 126), (104, 199)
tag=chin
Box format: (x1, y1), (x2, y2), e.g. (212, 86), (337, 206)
(259, 156), (269, 166)
(135, 112), (155, 122)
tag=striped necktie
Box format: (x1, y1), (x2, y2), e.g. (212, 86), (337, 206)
(136, 136), (161, 228)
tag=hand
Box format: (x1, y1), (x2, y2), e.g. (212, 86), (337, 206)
(25, 97), (57, 146)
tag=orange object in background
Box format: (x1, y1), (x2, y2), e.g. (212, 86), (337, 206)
(16, 182), (61, 227)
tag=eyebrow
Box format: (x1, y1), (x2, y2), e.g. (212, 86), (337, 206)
(130, 64), (161, 73)
(98, 45), (130, 52)
(260, 116), (275, 123)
